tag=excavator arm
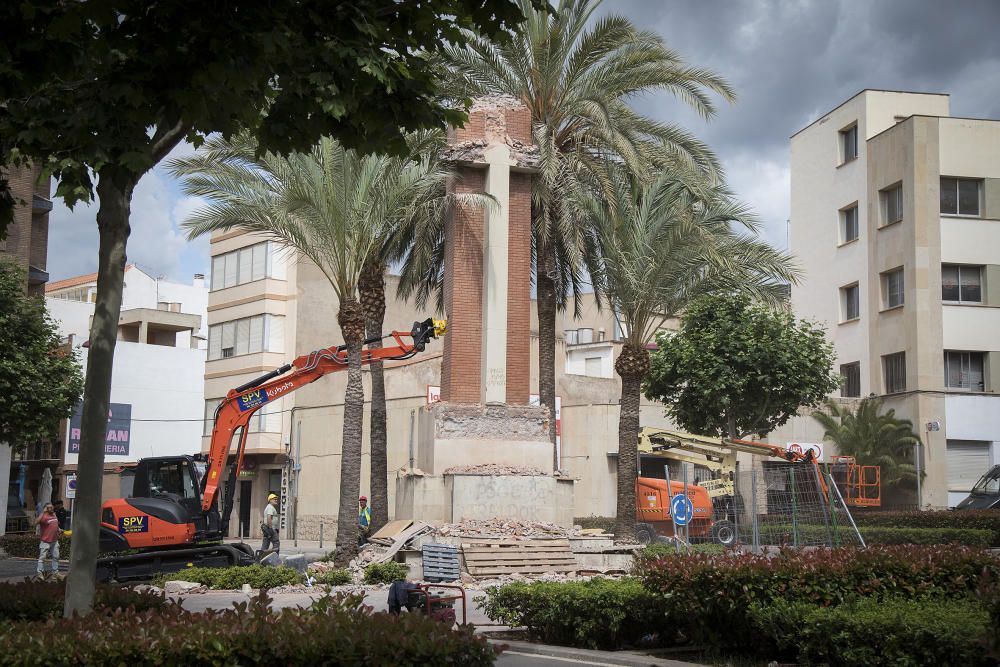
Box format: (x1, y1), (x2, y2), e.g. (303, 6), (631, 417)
(201, 318), (446, 528)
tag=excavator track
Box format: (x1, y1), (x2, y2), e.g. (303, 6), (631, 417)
(97, 542), (255, 583)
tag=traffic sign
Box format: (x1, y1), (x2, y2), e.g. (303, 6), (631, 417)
(670, 494), (693, 526)
(65, 474), (77, 499)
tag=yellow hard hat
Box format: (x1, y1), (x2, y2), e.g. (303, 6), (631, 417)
(267, 493), (278, 501)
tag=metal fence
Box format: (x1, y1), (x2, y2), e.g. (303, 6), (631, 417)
(674, 461), (864, 550)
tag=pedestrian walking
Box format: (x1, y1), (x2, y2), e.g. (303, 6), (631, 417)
(261, 493), (280, 553)
(35, 503), (61, 579)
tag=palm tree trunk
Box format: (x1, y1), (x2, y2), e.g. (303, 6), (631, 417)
(613, 345), (650, 543)
(359, 259), (388, 532)
(64, 168), (135, 617)
(536, 243), (558, 468)
(334, 297), (366, 567)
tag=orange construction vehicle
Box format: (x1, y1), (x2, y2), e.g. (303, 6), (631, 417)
(96, 318), (445, 581)
(633, 429), (879, 546)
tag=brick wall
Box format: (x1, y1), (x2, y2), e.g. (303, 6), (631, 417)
(506, 171), (532, 404)
(1, 164), (50, 293)
(441, 168), (485, 403)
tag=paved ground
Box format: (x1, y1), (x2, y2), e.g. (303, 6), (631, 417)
(0, 557), (68, 581)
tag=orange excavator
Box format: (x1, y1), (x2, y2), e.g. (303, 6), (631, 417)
(96, 318), (445, 581)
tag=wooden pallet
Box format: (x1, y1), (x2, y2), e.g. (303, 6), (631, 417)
(461, 539), (578, 577)
(422, 543), (461, 582)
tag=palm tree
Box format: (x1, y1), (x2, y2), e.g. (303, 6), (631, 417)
(442, 0), (734, 463)
(812, 397), (921, 496)
(171, 134), (423, 566)
(576, 166), (798, 541)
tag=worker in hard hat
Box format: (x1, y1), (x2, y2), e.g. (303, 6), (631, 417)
(358, 495), (371, 546)
(261, 492), (280, 554)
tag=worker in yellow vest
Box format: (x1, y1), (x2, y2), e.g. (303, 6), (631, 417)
(358, 496), (372, 546)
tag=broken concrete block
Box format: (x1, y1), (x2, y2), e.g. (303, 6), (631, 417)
(163, 580), (201, 594)
(259, 552), (280, 567)
(282, 554), (307, 573)
(241, 584), (253, 595)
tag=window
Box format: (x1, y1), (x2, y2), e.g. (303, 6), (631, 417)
(584, 357), (603, 377)
(881, 269), (904, 309)
(942, 265), (982, 303)
(944, 351), (985, 391)
(882, 184), (903, 225)
(207, 314), (284, 360)
(940, 178), (981, 216)
(841, 284), (860, 321)
(210, 241), (275, 290)
(840, 125), (858, 163)
(840, 362), (861, 398)
(883, 352), (906, 394)
(841, 205), (859, 243)
(946, 440), (991, 492)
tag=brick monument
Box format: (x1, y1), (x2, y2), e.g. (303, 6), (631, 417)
(395, 97), (574, 526)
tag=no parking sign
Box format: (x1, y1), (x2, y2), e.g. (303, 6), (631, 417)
(65, 474), (77, 499)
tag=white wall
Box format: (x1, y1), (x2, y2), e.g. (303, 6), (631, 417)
(565, 344), (614, 379)
(63, 342), (206, 465)
(46, 298), (94, 340)
(944, 394), (1000, 506)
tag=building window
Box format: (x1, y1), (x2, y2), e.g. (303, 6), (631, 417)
(840, 362), (861, 398)
(944, 351), (985, 391)
(881, 184), (903, 225)
(941, 265), (982, 303)
(881, 268), (904, 309)
(940, 177), (981, 216)
(840, 124), (858, 163)
(210, 242), (275, 291)
(208, 314), (282, 360)
(883, 352), (906, 394)
(840, 284), (860, 321)
(840, 205), (859, 243)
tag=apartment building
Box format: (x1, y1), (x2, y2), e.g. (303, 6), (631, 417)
(790, 90), (1000, 507)
(1, 164), (51, 295)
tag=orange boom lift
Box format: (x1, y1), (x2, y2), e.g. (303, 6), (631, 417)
(96, 319), (445, 581)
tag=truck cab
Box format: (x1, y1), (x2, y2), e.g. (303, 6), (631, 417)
(956, 465), (1000, 510)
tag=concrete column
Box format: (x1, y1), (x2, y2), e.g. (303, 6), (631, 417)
(481, 144), (515, 403)
(138, 320), (149, 344)
(0, 443), (10, 536)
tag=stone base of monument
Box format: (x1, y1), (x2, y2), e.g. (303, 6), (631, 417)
(394, 402), (575, 527)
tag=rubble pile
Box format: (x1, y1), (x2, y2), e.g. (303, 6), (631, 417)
(443, 463), (547, 476)
(435, 518), (582, 539)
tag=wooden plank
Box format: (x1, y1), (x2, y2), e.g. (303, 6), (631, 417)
(466, 560), (577, 569)
(468, 565), (577, 575)
(462, 544), (570, 553)
(370, 519), (414, 542)
(463, 548), (572, 558)
(464, 555), (576, 565)
(463, 540), (569, 547)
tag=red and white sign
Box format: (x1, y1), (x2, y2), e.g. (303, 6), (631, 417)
(786, 441), (824, 462)
(426, 385), (441, 404)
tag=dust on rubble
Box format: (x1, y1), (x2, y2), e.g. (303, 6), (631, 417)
(434, 517), (585, 539)
(442, 463), (548, 476)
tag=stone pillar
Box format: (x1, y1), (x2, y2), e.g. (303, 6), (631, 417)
(440, 97), (537, 405)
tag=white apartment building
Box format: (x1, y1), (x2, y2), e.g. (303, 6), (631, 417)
(44, 265), (208, 502)
(790, 89), (1000, 508)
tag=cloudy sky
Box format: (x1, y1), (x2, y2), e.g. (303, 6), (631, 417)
(47, 0), (1000, 283)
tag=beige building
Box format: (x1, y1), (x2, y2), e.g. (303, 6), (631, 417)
(789, 89), (1000, 508)
(201, 229), (694, 540)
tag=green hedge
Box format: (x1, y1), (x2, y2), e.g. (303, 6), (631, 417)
(0, 593), (496, 667)
(763, 523), (993, 547)
(0, 581), (167, 622)
(573, 516), (615, 533)
(363, 561), (409, 584)
(154, 564), (302, 590)
(750, 597), (992, 667)
(480, 578), (661, 650)
(312, 568), (352, 586)
(0, 533), (71, 558)
(854, 509), (1000, 545)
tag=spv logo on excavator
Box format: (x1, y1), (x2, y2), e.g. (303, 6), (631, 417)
(118, 516), (148, 534)
(237, 389), (269, 412)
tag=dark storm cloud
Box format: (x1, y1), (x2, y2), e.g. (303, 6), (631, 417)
(594, 0), (1000, 246)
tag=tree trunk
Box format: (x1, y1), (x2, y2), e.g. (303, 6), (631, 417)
(536, 243), (558, 469)
(359, 260), (388, 532)
(613, 345), (650, 543)
(334, 297), (366, 567)
(64, 169), (135, 617)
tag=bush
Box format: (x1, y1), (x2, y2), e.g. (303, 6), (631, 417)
(854, 509), (1000, 545)
(363, 561), (409, 584)
(764, 522), (993, 547)
(638, 542), (725, 559)
(481, 578), (661, 650)
(312, 568), (352, 586)
(635, 545), (1000, 647)
(154, 564), (302, 590)
(0, 533), (70, 558)
(749, 597), (992, 666)
(0, 593), (496, 667)
(0, 581), (167, 622)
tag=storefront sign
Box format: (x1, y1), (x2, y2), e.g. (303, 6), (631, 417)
(68, 403), (131, 456)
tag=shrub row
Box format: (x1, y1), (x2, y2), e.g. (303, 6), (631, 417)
(749, 597), (993, 667)
(480, 578), (661, 650)
(573, 516), (615, 533)
(0, 593), (496, 667)
(364, 561), (409, 584)
(154, 564), (303, 590)
(634, 545), (999, 647)
(0, 580), (167, 622)
(853, 509), (1000, 545)
(312, 568), (352, 586)
(0, 533), (71, 558)
(761, 522), (993, 547)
